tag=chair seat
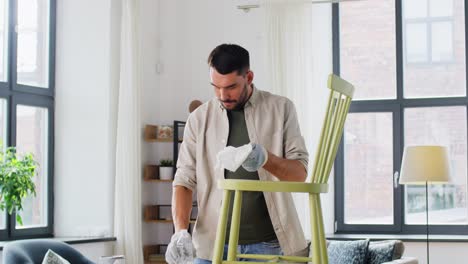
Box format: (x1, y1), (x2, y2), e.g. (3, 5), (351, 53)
(220, 253), (312, 263)
(236, 253), (312, 263)
(218, 179), (328, 194)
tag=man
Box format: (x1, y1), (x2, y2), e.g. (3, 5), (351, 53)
(166, 44), (309, 263)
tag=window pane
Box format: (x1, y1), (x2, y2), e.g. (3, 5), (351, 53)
(403, 0), (466, 98)
(430, 0), (453, 17)
(432, 22), (453, 62)
(404, 107), (467, 224)
(17, 0), (50, 88)
(404, 0), (428, 19)
(340, 0), (396, 100)
(16, 105), (48, 228)
(0, 0), (7, 82)
(405, 23), (428, 63)
(344, 112), (394, 224)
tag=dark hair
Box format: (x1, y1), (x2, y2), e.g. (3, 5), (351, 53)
(207, 44), (250, 75)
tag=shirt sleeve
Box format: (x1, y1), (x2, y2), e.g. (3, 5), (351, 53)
(283, 99), (309, 171)
(172, 113), (197, 191)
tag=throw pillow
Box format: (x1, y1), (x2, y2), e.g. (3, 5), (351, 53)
(42, 249), (71, 264)
(327, 239), (369, 264)
(392, 240), (405, 259)
(367, 240), (396, 264)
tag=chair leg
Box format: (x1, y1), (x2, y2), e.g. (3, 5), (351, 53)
(213, 190), (232, 264)
(227, 190), (243, 261)
(316, 195), (328, 264)
(310, 193), (323, 264)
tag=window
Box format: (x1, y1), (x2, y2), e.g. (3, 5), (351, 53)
(404, 0), (455, 64)
(334, 0), (467, 235)
(0, 0), (55, 240)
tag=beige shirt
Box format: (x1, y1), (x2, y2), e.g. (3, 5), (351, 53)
(173, 86), (309, 260)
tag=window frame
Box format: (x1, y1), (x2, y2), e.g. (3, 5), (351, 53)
(0, 0), (56, 240)
(333, 0), (468, 235)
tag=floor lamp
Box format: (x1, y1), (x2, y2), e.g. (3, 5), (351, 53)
(399, 146), (451, 264)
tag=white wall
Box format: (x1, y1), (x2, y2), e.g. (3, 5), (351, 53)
(54, 0), (116, 258)
(405, 242), (468, 264)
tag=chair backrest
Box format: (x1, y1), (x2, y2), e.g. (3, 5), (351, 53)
(3, 239), (95, 264)
(310, 74), (354, 184)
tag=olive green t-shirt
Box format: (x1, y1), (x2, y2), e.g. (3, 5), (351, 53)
(224, 108), (277, 244)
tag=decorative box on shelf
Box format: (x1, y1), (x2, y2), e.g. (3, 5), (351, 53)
(144, 165), (159, 180)
(143, 164), (173, 182)
(144, 205), (159, 221)
(144, 124), (182, 143)
(143, 244), (168, 263)
(143, 205), (172, 222)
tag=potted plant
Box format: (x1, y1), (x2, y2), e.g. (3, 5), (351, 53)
(159, 159), (173, 180)
(0, 146), (37, 225)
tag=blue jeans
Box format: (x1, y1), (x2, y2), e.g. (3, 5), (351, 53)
(194, 239), (283, 263)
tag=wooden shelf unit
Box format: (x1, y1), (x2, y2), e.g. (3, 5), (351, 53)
(144, 204), (196, 223)
(144, 179), (173, 183)
(143, 121), (190, 263)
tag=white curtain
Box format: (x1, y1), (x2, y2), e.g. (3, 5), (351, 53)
(262, 0), (317, 151)
(261, 0), (333, 238)
(114, 0), (144, 263)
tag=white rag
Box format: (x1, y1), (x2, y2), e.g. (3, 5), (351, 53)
(216, 143), (253, 172)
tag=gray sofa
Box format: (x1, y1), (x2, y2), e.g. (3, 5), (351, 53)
(2, 239), (95, 264)
(371, 240), (418, 264)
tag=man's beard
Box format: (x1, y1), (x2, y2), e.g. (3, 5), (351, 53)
(221, 83), (249, 110)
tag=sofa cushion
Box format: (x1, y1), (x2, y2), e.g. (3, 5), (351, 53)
(367, 240), (397, 264)
(327, 239), (369, 264)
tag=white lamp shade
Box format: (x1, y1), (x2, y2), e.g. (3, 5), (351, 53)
(399, 146), (451, 185)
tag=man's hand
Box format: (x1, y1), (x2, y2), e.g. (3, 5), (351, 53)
(165, 230), (195, 264)
(242, 143), (268, 172)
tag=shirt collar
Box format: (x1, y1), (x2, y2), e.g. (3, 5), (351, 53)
(245, 84), (259, 108)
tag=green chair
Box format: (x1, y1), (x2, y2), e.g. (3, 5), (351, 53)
(212, 74), (355, 264)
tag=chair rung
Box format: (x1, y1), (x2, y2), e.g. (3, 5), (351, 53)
(230, 253), (312, 262)
(222, 260), (313, 263)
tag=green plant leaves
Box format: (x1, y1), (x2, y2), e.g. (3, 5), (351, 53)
(0, 146), (37, 226)
(159, 159), (173, 167)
